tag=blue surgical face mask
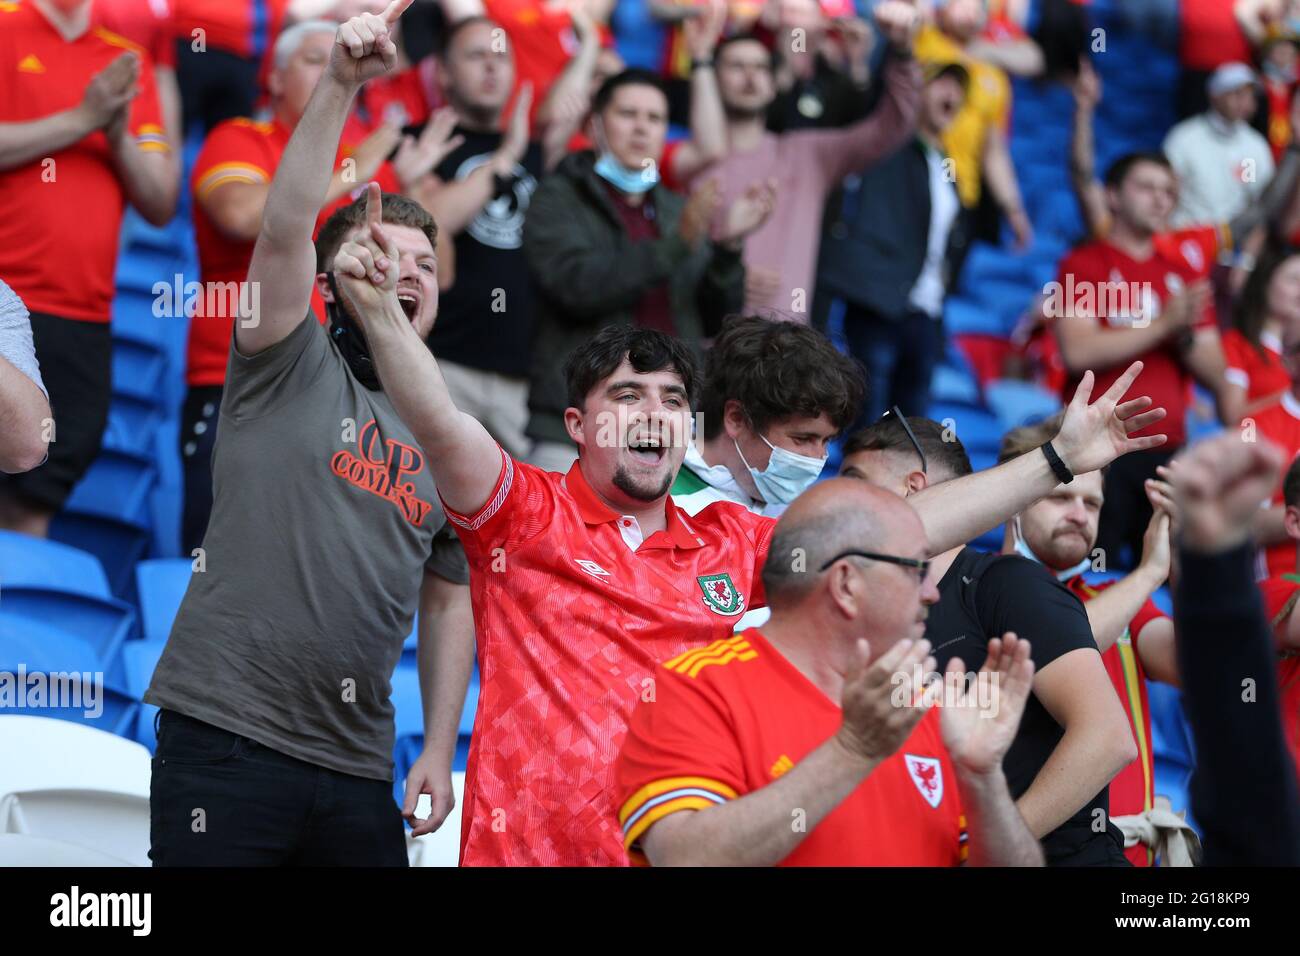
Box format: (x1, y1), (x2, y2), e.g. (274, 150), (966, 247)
(735, 434), (826, 506)
(594, 151), (658, 194)
(1011, 515), (1091, 581)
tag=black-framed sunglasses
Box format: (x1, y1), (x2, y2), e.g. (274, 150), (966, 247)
(819, 549), (931, 580)
(876, 405), (927, 474)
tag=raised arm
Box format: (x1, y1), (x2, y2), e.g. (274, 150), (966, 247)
(334, 183), (506, 515)
(1226, 138), (1300, 243)
(803, 4), (922, 186)
(426, 90), (531, 237)
(662, 0), (728, 185)
(241, 3), (411, 355)
(1069, 60), (1109, 238)
(912, 362), (1167, 555)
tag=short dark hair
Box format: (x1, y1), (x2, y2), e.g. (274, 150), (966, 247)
(997, 413), (1063, 464)
(592, 68), (667, 115)
(842, 416), (973, 480)
(437, 15), (498, 58)
(564, 325), (699, 411)
(715, 33), (772, 64)
(1103, 151), (1174, 190)
(1284, 454), (1300, 509)
(699, 316), (864, 441)
(315, 191), (438, 274)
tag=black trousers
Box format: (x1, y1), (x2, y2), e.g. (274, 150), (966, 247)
(1096, 447), (1177, 573)
(179, 385), (222, 554)
(0, 312), (111, 511)
(174, 41), (260, 136)
(149, 710), (408, 866)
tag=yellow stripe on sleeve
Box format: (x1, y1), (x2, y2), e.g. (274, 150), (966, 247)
(618, 775), (738, 825)
(623, 795), (718, 852)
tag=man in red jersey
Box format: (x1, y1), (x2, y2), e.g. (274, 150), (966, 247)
(1251, 318), (1300, 578)
(1257, 453), (1300, 790)
(0, 0), (177, 537)
(996, 415), (1187, 866)
(615, 478), (1043, 866)
(1051, 147), (1286, 569)
(334, 3), (1169, 864)
(180, 18), (456, 551)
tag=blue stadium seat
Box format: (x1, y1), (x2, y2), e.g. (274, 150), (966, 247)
(120, 639), (166, 751)
(64, 448), (157, 526)
(0, 530), (111, 598)
(134, 559), (194, 643)
(983, 379), (1062, 432)
(104, 394), (164, 459)
(49, 514), (151, 599)
(0, 614), (137, 738)
(111, 338), (167, 405)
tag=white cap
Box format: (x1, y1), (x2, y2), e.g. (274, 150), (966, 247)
(1207, 62), (1260, 97)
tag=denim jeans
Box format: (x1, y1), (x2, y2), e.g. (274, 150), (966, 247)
(149, 709), (409, 866)
(842, 302), (942, 432)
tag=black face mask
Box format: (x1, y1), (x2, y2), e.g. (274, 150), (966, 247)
(325, 273), (381, 391)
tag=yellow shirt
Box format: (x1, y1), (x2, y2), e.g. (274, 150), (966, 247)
(914, 24), (1011, 207)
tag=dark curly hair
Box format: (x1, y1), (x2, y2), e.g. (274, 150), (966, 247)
(698, 315), (864, 441)
(564, 325), (699, 410)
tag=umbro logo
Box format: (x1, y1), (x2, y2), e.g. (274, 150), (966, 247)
(575, 559), (610, 578)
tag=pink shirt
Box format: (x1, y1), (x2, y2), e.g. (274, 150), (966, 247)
(689, 56), (920, 318)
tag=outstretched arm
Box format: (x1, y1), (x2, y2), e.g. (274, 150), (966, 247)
(334, 184), (505, 516)
(241, 2), (414, 356)
(912, 362), (1167, 555)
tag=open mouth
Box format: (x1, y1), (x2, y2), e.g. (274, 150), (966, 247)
(626, 434), (668, 466)
(396, 290), (419, 322)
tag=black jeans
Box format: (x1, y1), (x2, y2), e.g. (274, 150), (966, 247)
(149, 710), (408, 866)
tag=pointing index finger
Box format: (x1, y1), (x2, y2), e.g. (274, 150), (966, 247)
(383, 0), (414, 25)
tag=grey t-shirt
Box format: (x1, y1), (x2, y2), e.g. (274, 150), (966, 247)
(0, 279), (47, 398)
(145, 315), (468, 781)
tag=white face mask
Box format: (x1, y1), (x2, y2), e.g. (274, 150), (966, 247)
(1010, 515), (1091, 581)
(735, 433), (827, 506)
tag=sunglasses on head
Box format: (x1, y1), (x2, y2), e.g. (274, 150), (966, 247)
(875, 406), (927, 475)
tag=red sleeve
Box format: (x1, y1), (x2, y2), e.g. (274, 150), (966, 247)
(749, 514), (775, 610)
(439, 445), (559, 566)
(126, 48), (168, 154)
(1129, 598), (1168, 647)
(614, 662), (745, 864)
(659, 139), (683, 193)
(1260, 576), (1300, 626)
(191, 121), (271, 201)
(1056, 245), (1104, 287)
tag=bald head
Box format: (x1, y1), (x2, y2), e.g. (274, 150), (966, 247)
(761, 478), (926, 609)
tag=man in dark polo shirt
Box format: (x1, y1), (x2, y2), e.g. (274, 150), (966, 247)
(144, 1), (474, 866)
(840, 414), (1139, 865)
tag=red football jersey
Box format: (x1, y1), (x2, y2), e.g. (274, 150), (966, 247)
(187, 115), (400, 386)
(1250, 393), (1300, 579)
(1067, 576), (1167, 867)
(1222, 327), (1288, 409)
(0, 2), (168, 322)
(442, 449), (776, 866)
(616, 630), (967, 866)
(1178, 0), (1252, 71)
(1057, 226), (1223, 447)
(93, 0), (176, 68)
(170, 0), (289, 61)
(1258, 575), (1300, 793)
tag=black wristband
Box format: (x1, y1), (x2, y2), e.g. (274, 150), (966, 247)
(1041, 441), (1074, 484)
(690, 58), (714, 71)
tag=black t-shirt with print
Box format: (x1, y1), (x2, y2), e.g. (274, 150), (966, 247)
(410, 125), (544, 377)
(924, 546), (1128, 866)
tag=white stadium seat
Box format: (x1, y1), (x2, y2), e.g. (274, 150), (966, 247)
(0, 788), (149, 866)
(0, 833), (133, 867)
(0, 715), (151, 799)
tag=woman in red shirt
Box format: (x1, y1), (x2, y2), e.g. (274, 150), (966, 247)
(1223, 244), (1300, 418)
